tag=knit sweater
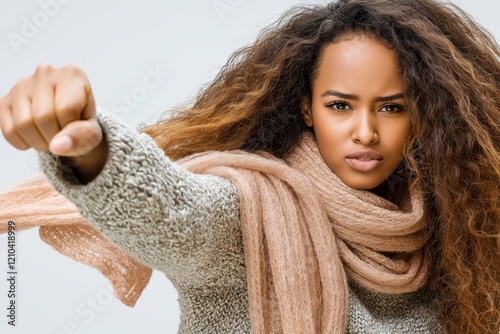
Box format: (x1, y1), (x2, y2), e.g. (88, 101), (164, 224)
(37, 109), (444, 333)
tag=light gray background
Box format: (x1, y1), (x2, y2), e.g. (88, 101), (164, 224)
(0, 0), (498, 333)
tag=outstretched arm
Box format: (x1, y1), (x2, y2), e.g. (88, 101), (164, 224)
(38, 109), (246, 286)
(0, 64), (246, 287)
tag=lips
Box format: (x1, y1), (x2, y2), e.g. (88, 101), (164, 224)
(345, 150), (384, 172)
(345, 150), (383, 160)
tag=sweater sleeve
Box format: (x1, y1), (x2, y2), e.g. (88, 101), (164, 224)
(37, 109), (246, 287)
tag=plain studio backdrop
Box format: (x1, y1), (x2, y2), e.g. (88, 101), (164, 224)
(0, 0), (498, 333)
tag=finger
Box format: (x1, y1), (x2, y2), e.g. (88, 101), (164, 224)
(49, 118), (102, 157)
(32, 69), (61, 144)
(0, 97), (30, 150)
(11, 82), (49, 151)
(54, 66), (94, 128)
(81, 83), (96, 121)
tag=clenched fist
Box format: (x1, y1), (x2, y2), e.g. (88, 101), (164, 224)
(0, 63), (102, 157)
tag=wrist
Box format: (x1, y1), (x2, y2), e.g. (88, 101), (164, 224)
(66, 134), (109, 184)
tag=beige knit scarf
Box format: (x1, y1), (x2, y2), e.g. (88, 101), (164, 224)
(0, 131), (429, 333)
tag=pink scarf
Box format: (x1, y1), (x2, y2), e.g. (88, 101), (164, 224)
(0, 132), (429, 333)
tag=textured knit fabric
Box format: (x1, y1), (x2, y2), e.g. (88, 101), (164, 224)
(0, 174), (152, 306)
(177, 132), (430, 333)
(6, 109), (443, 333)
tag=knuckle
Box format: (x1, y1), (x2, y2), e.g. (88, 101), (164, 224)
(0, 97), (8, 110)
(13, 77), (29, 90)
(31, 101), (52, 116)
(1, 123), (16, 139)
(10, 77), (32, 96)
(54, 103), (82, 123)
(32, 107), (54, 124)
(53, 100), (74, 116)
(35, 63), (54, 76)
(63, 64), (84, 76)
(63, 64), (90, 87)
(15, 116), (35, 132)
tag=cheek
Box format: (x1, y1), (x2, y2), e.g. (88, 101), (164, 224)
(380, 113), (409, 134)
(312, 119), (344, 154)
(313, 127), (345, 167)
(382, 120), (410, 156)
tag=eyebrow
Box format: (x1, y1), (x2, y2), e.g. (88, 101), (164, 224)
(320, 90), (405, 102)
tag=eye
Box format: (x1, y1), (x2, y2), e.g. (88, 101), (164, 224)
(381, 104), (404, 113)
(325, 101), (350, 112)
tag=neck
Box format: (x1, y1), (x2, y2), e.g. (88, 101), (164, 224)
(368, 181), (388, 199)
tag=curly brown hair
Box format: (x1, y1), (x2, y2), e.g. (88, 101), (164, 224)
(139, 0), (500, 332)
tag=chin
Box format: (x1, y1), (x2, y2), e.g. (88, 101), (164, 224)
(340, 176), (385, 191)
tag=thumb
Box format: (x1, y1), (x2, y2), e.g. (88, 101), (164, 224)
(49, 118), (103, 157)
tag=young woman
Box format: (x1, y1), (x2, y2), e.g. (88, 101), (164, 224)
(1, 0), (498, 333)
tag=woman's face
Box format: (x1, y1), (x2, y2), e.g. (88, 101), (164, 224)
(301, 34), (410, 193)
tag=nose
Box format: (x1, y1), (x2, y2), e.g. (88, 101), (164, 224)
(351, 109), (379, 145)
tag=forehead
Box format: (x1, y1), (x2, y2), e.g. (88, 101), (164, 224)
(314, 35), (403, 90)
